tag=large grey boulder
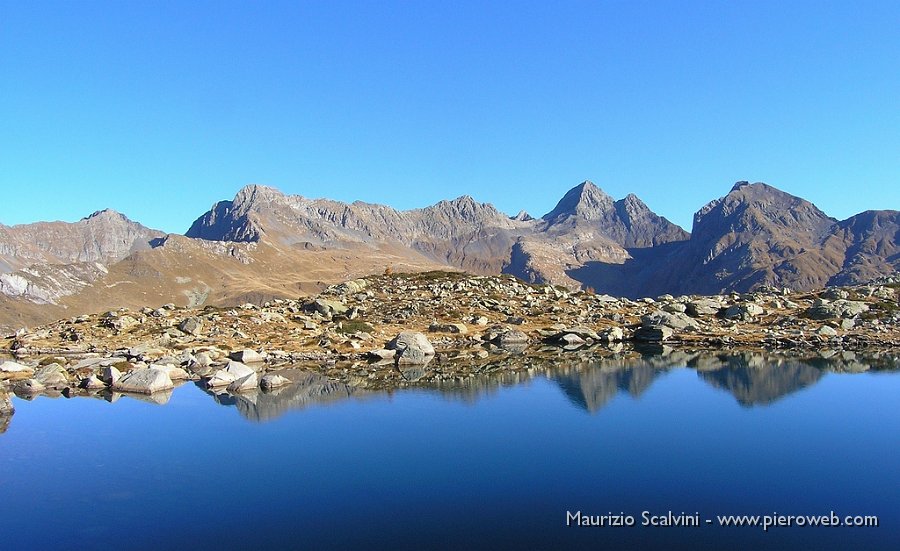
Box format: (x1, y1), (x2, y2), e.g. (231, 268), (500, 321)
(686, 298), (724, 317)
(14, 379), (45, 396)
(641, 310), (697, 331)
(723, 303), (764, 321)
(113, 368), (174, 394)
(33, 364), (68, 388)
(227, 372), (258, 393)
(80, 375), (107, 390)
(150, 363), (190, 381)
(206, 361), (256, 389)
(386, 332), (435, 364)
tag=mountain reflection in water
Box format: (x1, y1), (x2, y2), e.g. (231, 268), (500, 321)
(194, 349), (899, 421)
(2, 350), (898, 430)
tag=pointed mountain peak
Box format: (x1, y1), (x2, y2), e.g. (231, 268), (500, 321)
(617, 193), (648, 209)
(512, 210), (534, 222)
(543, 180), (614, 221)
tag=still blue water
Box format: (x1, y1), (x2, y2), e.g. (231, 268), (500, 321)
(1, 354), (898, 550)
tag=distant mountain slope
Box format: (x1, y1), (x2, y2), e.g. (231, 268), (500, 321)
(0, 179), (897, 332)
(0, 209), (163, 272)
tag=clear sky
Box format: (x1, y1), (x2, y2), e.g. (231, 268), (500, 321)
(1, 0), (898, 234)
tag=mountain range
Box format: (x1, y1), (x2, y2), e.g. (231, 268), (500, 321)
(1, 180), (897, 332)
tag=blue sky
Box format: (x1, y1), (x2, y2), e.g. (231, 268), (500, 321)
(1, 0), (898, 233)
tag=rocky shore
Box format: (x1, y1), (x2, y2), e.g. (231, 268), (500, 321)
(2, 271), (899, 413)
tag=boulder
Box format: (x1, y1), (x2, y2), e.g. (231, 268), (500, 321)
(599, 326), (624, 343)
(227, 372), (258, 393)
(723, 303), (764, 321)
(99, 365), (122, 385)
(33, 364), (68, 388)
(641, 310), (696, 331)
(686, 298), (723, 317)
(386, 332), (435, 357)
(634, 326), (674, 342)
(178, 317), (203, 336)
(807, 299), (869, 320)
(259, 373), (292, 390)
(366, 349), (396, 361)
(484, 327), (529, 346)
(558, 333), (585, 346)
(306, 299), (348, 317)
(112, 368), (174, 394)
(150, 363), (190, 381)
(206, 361), (256, 388)
(14, 379), (45, 396)
(229, 349), (265, 363)
(80, 375), (107, 390)
(0, 360), (33, 376)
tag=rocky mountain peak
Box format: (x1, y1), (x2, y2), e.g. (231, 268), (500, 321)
(694, 181), (835, 237)
(512, 210), (534, 222)
(82, 209), (127, 222)
(543, 180), (615, 222)
(232, 184), (286, 209)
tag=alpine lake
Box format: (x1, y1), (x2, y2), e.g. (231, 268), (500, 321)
(1, 349), (898, 550)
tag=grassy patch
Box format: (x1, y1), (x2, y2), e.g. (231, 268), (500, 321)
(337, 320), (376, 334)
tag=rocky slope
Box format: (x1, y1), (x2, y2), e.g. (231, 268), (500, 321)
(3, 271), (899, 432)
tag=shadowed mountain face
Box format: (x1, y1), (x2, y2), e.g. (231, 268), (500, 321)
(0, 180), (898, 330)
(572, 182), (899, 297)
